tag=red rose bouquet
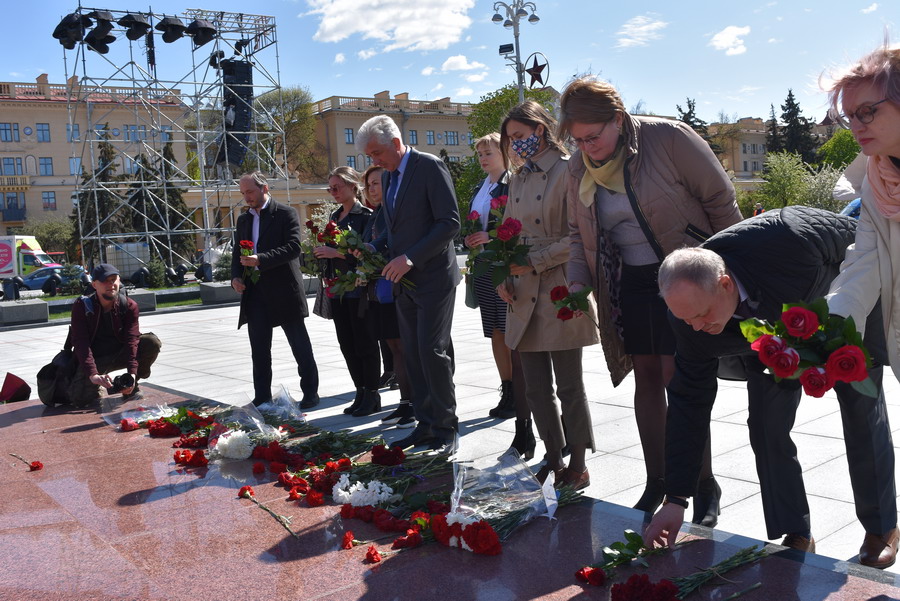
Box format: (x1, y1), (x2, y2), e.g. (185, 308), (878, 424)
(327, 227), (415, 298)
(550, 285), (599, 328)
(471, 215), (531, 287)
(460, 210), (483, 274)
(740, 297), (876, 398)
(238, 240), (260, 284)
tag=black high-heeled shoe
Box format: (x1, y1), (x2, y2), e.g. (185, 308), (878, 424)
(507, 417), (535, 460)
(352, 389), (382, 417)
(633, 477), (666, 513)
(343, 388), (364, 415)
(692, 476), (722, 527)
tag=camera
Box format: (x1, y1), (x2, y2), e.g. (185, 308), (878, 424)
(107, 373), (135, 394)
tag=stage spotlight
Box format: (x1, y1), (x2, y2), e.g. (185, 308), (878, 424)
(84, 10), (116, 54)
(209, 50), (225, 69)
(52, 13), (91, 50)
(155, 16), (186, 43)
(186, 19), (217, 48)
(118, 13), (151, 41)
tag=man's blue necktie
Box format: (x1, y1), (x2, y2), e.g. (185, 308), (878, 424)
(386, 170), (401, 212)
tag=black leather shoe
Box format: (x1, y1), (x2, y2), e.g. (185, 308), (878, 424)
(351, 390), (381, 417)
(299, 394), (320, 410)
(394, 429), (434, 449)
(692, 476), (722, 527)
(633, 477), (666, 513)
(343, 388), (364, 415)
(252, 397), (271, 407)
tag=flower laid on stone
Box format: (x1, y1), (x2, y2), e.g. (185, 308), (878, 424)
(236, 484), (299, 539)
(740, 297), (876, 398)
(214, 429), (255, 460)
(120, 418), (139, 431)
(173, 449), (208, 468)
(365, 545), (382, 563)
(239, 240), (260, 284)
(574, 529), (671, 587)
(332, 473), (397, 506)
(609, 574), (678, 601)
(550, 285), (599, 328)
(10, 453), (42, 471)
(370, 444), (405, 466)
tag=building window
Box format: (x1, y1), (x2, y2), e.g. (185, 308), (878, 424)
(39, 157), (53, 176)
(448, 156), (460, 162)
(66, 123), (80, 142)
(0, 123), (20, 142)
(344, 128), (354, 144)
(160, 125), (172, 142)
(426, 130), (435, 145)
(69, 157), (82, 175)
(445, 131), (459, 145)
(346, 156), (356, 168)
(125, 125), (147, 142)
(365, 155), (372, 167)
(2, 157), (23, 175)
(409, 130), (418, 145)
(5, 191), (23, 209)
(741, 143), (748, 154)
(123, 156), (140, 174)
(761, 144), (766, 154)
(752, 160), (760, 171)
(743, 161), (748, 172)
(36, 123), (51, 142)
(42, 191), (57, 211)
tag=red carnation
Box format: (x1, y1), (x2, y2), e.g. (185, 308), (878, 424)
(341, 531), (356, 549)
(557, 307), (574, 321)
(120, 418), (139, 431)
(29, 461), (43, 472)
(461, 520), (502, 555)
(426, 499), (450, 515)
(392, 528), (423, 549)
(782, 306), (820, 340)
(186, 449), (208, 467)
(238, 485), (255, 499)
(269, 461), (287, 474)
(340, 503), (356, 519)
(826, 344), (868, 383)
(467, 210), (480, 221)
(306, 490), (325, 507)
(365, 545), (382, 563)
(430, 513), (452, 545)
(239, 240), (254, 250)
(575, 566), (607, 586)
(355, 505), (375, 523)
(799, 366), (834, 398)
(550, 285), (569, 302)
(252, 462), (266, 474)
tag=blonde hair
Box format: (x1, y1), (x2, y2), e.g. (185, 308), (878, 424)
(558, 76), (626, 140)
(826, 39), (900, 121)
(474, 132), (501, 152)
(328, 166), (362, 201)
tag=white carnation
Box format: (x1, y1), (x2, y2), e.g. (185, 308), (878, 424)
(215, 429), (254, 460)
(332, 476), (394, 507)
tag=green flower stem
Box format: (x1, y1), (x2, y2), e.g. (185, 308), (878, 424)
(671, 546), (767, 599)
(9, 453), (32, 468)
(248, 496), (299, 539)
(722, 582), (762, 600)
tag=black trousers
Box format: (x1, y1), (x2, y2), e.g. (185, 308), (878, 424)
(69, 333), (162, 406)
(395, 286), (457, 441)
(331, 296), (380, 390)
(247, 310), (318, 403)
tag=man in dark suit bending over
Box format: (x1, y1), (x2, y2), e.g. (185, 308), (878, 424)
(356, 115), (462, 454)
(231, 171), (319, 409)
(643, 206), (897, 569)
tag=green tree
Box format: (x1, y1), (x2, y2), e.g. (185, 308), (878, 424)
(766, 104), (783, 153)
(817, 129), (861, 169)
(800, 163), (844, 212)
(19, 218), (73, 254)
(254, 86), (329, 182)
(466, 84), (556, 140)
(757, 151), (808, 207)
(677, 98), (721, 154)
(780, 90), (817, 163)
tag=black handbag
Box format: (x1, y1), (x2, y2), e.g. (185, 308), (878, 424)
(36, 328), (76, 406)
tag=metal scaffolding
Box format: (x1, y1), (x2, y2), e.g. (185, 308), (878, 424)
(59, 5), (290, 277)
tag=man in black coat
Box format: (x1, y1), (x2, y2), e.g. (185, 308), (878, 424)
(643, 206), (897, 569)
(356, 115), (462, 454)
(231, 171), (319, 408)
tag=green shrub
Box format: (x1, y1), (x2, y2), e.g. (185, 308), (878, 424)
(147, 258), (167, 288)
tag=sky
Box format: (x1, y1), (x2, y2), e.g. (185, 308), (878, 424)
(2, 1), (896, 124)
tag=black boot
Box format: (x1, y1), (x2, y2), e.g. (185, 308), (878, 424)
(692, 476), (722, 527)
(343, 388), (365, 415)
(507, 418), (536, 460)
(488, 380), (516, 419)
(352, 389), (382, 417)
(633, 477), (666, 513)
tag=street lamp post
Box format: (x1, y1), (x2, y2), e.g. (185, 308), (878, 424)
(491, 1), (539, 104)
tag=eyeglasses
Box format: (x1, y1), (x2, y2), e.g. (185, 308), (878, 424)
(327, 185), (343, 193)
(569, 121), (611, 148)
(840, 98), (888, 125)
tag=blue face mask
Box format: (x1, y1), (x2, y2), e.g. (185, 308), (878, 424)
(511, 132), (541, 159)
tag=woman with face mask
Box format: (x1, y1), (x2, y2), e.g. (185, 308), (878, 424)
(496, 101), (599, 490)
(559, 77), (742, 523)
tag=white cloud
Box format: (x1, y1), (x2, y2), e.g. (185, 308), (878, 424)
(431, 83), (444, 92)
(9, 71), (22, 77)
(455, 87), (474, 97)
(441, 55), (485, 71)
(709, 25), (750, 56)
(738, 85), (762, 94)
(421, 66), (435, 76)
(464, 71), (488, 82)
(861, 3), (878, 13)
(306, 0), (475, 53)
(615, 15), (668, 48)
(334, 53), (345, 64)
(358, 48), (376, 60)
(768, 38), (778, 43)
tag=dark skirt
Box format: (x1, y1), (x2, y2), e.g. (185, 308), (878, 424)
(473, 261), (507, 338)
(367, 299), (400, 340)
(620, 262), (675, 356)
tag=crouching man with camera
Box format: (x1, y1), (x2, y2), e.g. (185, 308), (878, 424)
(64, 263), (162, 407)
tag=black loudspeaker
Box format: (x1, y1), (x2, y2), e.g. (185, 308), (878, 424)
(215, 59), (253, 170)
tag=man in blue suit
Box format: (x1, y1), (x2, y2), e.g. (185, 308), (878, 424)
(356, 115), (461, 454)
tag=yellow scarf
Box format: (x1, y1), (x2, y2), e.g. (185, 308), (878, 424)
(579, 146), (626, 207)
(867, 154), (900, 222)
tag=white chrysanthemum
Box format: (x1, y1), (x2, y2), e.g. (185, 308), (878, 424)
(332, 476), (394, 507)
(446, 512), (478, 551)
(215, 429), (254, 459)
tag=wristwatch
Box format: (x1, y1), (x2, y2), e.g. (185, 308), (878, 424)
(663, 496), (689, 509)
(405, 256), (414, 268)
